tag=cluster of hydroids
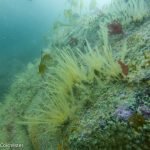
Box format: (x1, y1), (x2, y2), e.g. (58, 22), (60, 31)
(51, 0), (150, 48)
(22, 24), (126, 148)
(102, 0), (149, 25)
(0, 0), (149, 149)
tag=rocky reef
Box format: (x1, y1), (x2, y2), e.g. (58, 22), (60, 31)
(0, 0), (149, 149)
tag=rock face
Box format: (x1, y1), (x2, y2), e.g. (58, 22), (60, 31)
(0, 0), (150, 149)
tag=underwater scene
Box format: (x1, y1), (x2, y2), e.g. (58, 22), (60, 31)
(0, 0), (150, 149)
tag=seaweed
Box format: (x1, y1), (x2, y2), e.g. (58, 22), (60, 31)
(38, 52), (52, 75)
(38, 63), (46, 75)
(117, 60), (128, 76)
(128, 113), (145, 130)
(108, 20), (123, 35)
